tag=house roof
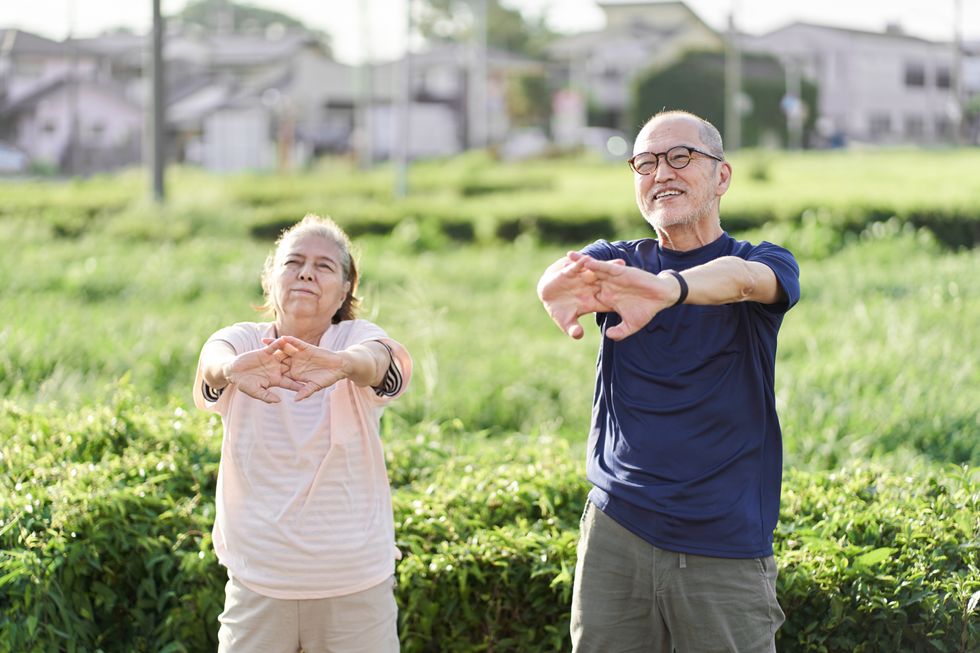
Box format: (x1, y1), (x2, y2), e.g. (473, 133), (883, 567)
(69, 32), (146, 59)
(548, 1), (721, 59)
(548, 23), (681, 55)
(756, 21), (948, 46)
(372, 42), (544, 75)
(204, 30), (321, 66)
(596, 0), (719, 37)
(0, 29), (72, 57)
(0, 73), (137, 118)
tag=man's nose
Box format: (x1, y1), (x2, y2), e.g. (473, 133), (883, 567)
(653, 158), (677, 181)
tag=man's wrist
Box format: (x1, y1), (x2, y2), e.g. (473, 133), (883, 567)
(660, 269), (688, 306)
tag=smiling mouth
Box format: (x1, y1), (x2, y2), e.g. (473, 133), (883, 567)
(653, 190), (684, 201)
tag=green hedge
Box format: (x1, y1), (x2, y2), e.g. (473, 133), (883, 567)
(1, 397), (977, 652)
(3, 157), (979, 249)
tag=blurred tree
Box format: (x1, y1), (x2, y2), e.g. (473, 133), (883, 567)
(506, 72), (550, 128)
(629, 50), (819, 148)
(174, 0), (332, 55)
(415, 0), (554, 57)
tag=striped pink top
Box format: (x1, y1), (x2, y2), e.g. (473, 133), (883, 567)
(193, 319), (412, 599)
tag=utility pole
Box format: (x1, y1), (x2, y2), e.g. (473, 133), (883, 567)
(395, 0), (412, 198)
(468, 0), (489, 149)
(67, 0), (79, 175)
(951, 0), (964, 145)
(150, 0), (166, 202)
(356, 0), (373, 168)
(724, 9), (742, 151)
(784, 58), (804, 150)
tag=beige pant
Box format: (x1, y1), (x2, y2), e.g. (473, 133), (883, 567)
(217, 575), (399, 653)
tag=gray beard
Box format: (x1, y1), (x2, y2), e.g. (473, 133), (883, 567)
(642, 193), (716, 231)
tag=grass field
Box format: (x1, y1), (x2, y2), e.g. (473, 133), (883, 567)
(1, 150), (978, 651)
(1, 158), (976, 469)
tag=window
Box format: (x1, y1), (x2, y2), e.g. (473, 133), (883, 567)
(904, 63), (925, 87)
(869, 113), (892, 139)
(601, 65), (621, 82)
(936, 67), (951, 89)
(904, 114), (924, 139)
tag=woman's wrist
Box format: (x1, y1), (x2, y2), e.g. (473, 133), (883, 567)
(220, 360), (236, 387)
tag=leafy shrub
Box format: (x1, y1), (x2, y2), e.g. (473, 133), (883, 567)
(2, 399), (977, 653)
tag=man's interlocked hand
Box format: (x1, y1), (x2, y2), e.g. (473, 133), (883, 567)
(539, 251), (681, 342)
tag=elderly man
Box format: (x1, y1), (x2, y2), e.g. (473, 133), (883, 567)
(538, 110), (800, 652)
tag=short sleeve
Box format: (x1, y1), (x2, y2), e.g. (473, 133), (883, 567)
(336, 320), (413, 406)
(746, 242), (800, 314)
(192, 322), (266, 413)
(581, 239), (627, 262)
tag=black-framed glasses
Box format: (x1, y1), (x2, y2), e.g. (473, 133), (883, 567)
(628, 146), (723, 175)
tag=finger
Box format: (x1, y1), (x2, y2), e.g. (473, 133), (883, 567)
(294, 382), (320, 402)
(261, 337), (275, 345)
(605, 324), (627, 341)
(580, 257), (610, 272)
(282, 342), (302, 356)
(558, 314), (584, 339)
(278, 376), (305, 392)
(610, 258), (626, 266)
(250, 387), (281, 403)
(559, 257), (587, 275)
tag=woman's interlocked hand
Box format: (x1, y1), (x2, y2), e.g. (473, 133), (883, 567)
(224, 343), (305, 404)
(226, 337), (350, 403)
(265, 336), (351, 401)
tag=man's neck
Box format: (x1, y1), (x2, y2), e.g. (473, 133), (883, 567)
(655, 219), (723, 252)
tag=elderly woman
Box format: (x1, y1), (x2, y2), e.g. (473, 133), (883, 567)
(193, 214), (412, 653)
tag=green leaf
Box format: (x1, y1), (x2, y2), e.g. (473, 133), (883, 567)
(968, 590), (980, 614)
(853, 547), (896, 568)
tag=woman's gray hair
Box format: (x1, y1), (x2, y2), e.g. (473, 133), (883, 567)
(260, 214), (360, 323)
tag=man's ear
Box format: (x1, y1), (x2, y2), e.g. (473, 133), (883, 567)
(716, 161), (733, 197)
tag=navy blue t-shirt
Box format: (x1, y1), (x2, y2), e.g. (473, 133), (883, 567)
(581, 233), (800, 558)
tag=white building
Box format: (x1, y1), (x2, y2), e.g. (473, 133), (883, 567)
(0, 29), (141, 172)
(747, 22), (960, 145)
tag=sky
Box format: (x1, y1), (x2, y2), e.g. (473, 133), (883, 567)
(0, 0), (977, 64)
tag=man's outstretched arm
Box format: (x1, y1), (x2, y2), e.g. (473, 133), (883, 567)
(578, 254), (787, 341)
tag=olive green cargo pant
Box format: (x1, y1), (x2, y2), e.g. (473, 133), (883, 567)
(571, 501), (785, 653)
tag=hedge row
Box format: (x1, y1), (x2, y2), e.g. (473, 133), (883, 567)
(4, 166), (977, 249)
(18, 198), (979, 252)
(1, 397), (977, 652)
